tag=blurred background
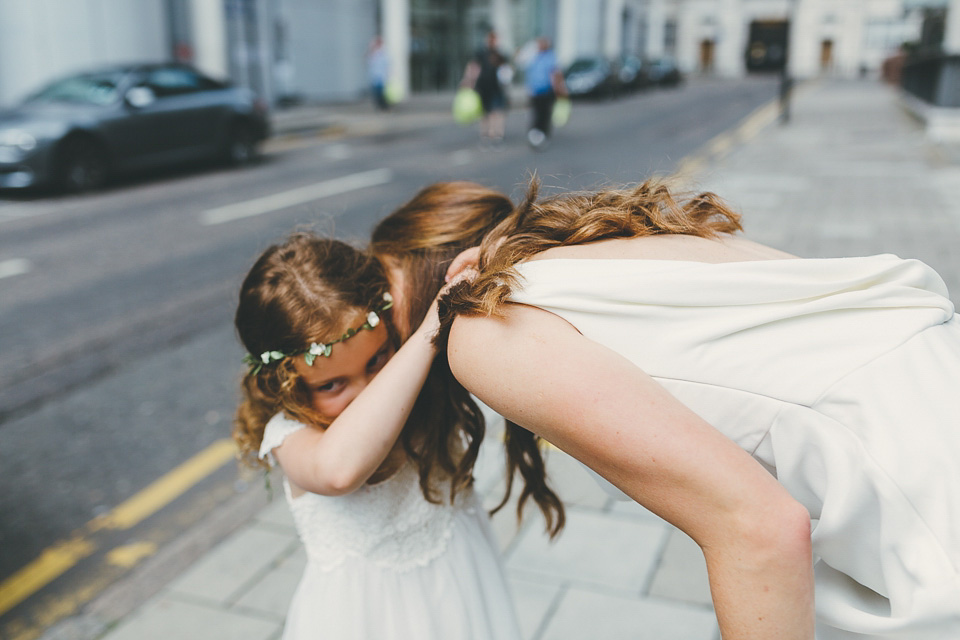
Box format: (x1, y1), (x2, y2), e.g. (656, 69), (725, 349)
(2, 1), (959, 639)
(0, 0), (947, 108)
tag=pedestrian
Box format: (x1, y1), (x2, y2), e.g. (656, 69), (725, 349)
(523, 37), (567, 149)
(367, 36), (390, 111)
(431, 178), (960, 639)
(461, 30), (509, 146)
(232, 232), (522, 640)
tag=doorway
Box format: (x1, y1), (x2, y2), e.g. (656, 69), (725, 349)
(820, 39), (834, 72)
(699, 39), (715, 73)
(746, 20), (788, 72)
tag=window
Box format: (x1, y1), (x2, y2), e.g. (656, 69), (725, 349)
(28, 73), (122, 106)
(143, 67), (221, 98)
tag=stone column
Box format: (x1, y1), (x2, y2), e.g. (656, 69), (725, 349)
(555, 0), (579, 65)
(646, 0), (665, 59)
(381, 0), (409, 99)
(945, 0), (960, 53)
(791, 0), (821, 79)
(190, 0), (229, 80)
(716, 0), (744, 77)
(604, 0), (625, 59)
(491, 0), (515, 53)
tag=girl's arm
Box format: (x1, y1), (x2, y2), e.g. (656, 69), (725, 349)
(447, 304), (815, 640)
(272, 297), (443, 497)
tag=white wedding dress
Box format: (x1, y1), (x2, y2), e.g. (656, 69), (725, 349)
(509, 254), (960, 640)
(259, 415), (522, 640)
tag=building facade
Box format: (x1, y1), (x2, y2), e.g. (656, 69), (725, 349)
(0, 0), (952, 108)
(0, 0), (170, 106)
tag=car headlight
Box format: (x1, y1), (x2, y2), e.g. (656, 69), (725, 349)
(0, 129), (38, 152)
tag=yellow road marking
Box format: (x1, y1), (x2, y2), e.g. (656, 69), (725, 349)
(0, 536), (95, 614)
(107, 542), (159, 568)
(671, 93), (784, 181)
(707, 133), (734, 156)
(0, 438), (237, 617)
(91, 439), (237, 531)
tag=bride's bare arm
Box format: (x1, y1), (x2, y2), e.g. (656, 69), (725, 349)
(447, 303), (815, 640)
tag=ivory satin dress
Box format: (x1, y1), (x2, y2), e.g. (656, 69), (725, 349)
(509, 254), (960, 639)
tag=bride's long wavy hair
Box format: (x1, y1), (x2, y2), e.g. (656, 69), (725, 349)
(369, 181), (520, 504)
(436, 178), (743, 534)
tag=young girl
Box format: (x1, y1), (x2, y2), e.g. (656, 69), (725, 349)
(233, 232), (522, 640)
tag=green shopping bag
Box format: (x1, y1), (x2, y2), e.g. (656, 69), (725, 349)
(385, 80), (405, 105)
(552, 97), (571, 128)
(453, 88), (483, 124)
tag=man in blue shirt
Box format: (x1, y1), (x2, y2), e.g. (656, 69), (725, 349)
(524, 37), (567, 148)
(367, 36), (390, 110)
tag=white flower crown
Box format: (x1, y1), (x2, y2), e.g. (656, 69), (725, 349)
(243, 292), (393, 375)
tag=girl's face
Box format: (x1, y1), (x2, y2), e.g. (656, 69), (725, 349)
(293, 321), (394, 419)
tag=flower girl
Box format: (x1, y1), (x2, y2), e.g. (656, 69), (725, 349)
(233, 233), (522, 639)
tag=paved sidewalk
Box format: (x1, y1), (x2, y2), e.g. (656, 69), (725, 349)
(42, 79), (960, 640)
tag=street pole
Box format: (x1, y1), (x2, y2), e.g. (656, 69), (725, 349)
(779, 67), (792, 124)
(780, 0), (797, 125)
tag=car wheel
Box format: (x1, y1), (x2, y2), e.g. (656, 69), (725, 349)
(58, 138), (108, 192)
(225, 124), (257, 166)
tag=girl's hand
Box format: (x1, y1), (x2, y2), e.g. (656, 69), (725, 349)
(417, 262), (479, 342)
(445, 247), (481, 283)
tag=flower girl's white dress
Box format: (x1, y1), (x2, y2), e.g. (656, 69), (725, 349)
(260, 415), (522, 640)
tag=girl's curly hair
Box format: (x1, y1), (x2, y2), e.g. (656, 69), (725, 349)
(233, 234), (402, 474)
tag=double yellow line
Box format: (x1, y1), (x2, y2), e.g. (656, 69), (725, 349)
(673, 99), (780, 180)
(0, 439), (237, 620)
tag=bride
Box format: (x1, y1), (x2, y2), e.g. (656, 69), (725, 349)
(426, 179), (960, 640)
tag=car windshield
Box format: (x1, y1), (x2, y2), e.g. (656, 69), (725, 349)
(567, 59), (601, 74)
(27, 73), (124, 106)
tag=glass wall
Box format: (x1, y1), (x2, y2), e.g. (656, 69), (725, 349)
(410, 0), (492, 91)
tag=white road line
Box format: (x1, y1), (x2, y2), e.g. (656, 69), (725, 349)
(200, 168), (393, 226)
(0, 258), (32, 280)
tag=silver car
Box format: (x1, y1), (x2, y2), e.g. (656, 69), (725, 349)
(0, 63), (269, 192)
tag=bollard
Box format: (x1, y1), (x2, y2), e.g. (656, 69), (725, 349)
(779, 71), (793, 125)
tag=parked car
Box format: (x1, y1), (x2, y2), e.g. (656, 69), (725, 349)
(563, 56), (619, 99)
(0, 63), (269, 192)
(646, 57), (683, 87)
(615, 55), (651, 92)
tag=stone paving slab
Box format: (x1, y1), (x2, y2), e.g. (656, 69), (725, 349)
(166, 526), (297, 606)
(101, 598), (279, 640)
(538, 588), (718, 640)
(506, 509), (668, 593)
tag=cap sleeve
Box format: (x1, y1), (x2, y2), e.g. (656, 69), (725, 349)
(259, 413), (309, 460)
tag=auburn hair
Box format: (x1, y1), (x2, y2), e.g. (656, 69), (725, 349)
(436, 178), (743, 534)
(233, 234), (412, 478)
(371, 181), (562, 518)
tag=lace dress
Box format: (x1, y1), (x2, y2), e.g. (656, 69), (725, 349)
(259, 414), (522, 640)
(509, 254), (960, 640)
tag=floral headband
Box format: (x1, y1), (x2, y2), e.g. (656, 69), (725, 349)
(243, 292), (394, 375)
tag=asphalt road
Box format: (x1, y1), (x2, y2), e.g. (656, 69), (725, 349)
(0, 75), (779, 631)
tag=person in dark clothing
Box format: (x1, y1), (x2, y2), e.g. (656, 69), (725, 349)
(461, 31), (509, 145)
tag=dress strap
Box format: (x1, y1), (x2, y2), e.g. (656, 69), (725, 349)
(259, 413), (309, 460)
